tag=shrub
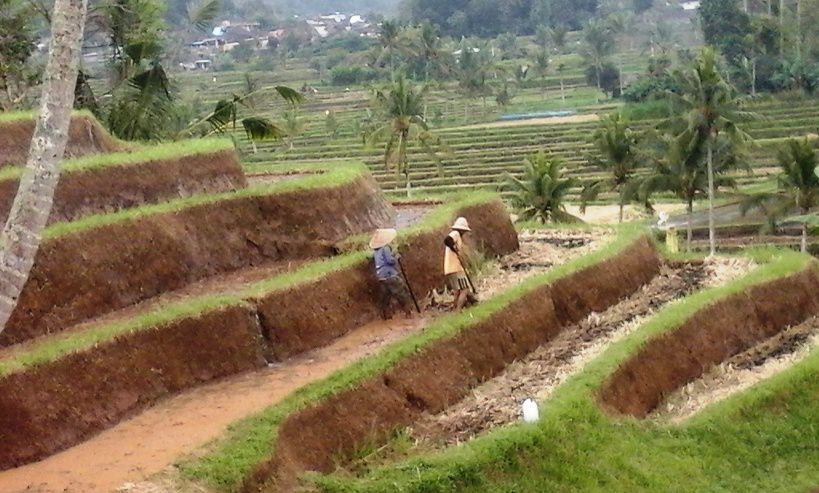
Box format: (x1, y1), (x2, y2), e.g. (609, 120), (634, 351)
(330, 66), (379, 86)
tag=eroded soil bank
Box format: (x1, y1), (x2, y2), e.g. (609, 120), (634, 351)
(0, 115), (124, 167)
(242, 234), (660, 493)
(0, 227), (604, 493)
(653, 316), (819, 423)
(412, 257), (752, 444)
(599, 263), (819, 417)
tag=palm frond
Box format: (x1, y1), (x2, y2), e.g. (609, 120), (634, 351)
(242, 117), (285, 141)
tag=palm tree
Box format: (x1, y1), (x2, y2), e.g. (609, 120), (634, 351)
(607, 12), (634, 95)
(190, 85), (304, 153)
(457, 41), (494, 118)
(580, 113), (640, 223)
(533, 51), (550, 99)
(415, 21), (440, 84)
(281, 109), (306, 150)
(378, 20), (402, 82)
(503, 152), (581, 224)
(551, 25), (568, 53)
(640, 131), (746, 250)
(741, 139), (819, 252)
(369, 77), (445, 197)
(666, 47), (757, 255)
(535, 24), (550, 51)
(557, 62), (567, 102)
(581, 19), (616, 91)
(0, 0), (89, 335)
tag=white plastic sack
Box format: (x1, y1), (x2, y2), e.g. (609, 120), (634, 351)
(521, 398), (539, 423)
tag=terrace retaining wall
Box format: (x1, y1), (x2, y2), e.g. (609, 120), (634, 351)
(242, 235), (661, 493)
(0, 115), (124, 167)
(0, 149), (247, 225)
(0, 175), (395, 345)
(598, 262), (819, 417)
(0, 199), (516, 470)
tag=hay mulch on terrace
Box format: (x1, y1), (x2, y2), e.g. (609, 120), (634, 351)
(653, 316), (819, 423)
(413, 256), (755, 445)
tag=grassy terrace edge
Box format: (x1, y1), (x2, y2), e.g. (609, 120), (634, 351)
(0, 192), (501, 378)
(177, 224), (645, 492)
(42, 160), (369, 239)
(0, 137), (235, 182)
(314, 249), (819, 493)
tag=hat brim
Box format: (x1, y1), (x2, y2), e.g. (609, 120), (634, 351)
(369, 229), (398, 249)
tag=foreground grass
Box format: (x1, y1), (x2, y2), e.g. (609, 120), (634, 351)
(179, 225), (646, 491)
(313, 250), (819, 493)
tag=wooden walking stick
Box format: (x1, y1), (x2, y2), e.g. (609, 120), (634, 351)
(397, 257), (421, 313)
(444, 237), (478, 294)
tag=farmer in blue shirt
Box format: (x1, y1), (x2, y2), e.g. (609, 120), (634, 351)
(370, 228), (415, 319)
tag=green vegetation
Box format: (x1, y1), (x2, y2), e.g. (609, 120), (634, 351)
(180, 225), (646, 491)
(503, 151), (580, 223)
(312, 250), (819, 493)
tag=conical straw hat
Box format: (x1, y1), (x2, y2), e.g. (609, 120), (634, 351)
(451, 217), (471, 231)
(369, 228), (397, 249)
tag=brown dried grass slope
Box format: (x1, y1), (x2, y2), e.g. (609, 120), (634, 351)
(0, 195), (513, 471)
(0, 140), (247, 225)
(0, 112), (125, 167)
(598, 259), (819, 418)
(0, 167), (395, 346)
(239, 230), (660, 493)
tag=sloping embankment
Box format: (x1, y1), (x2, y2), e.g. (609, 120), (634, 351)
(0, 140), (246, 225)
(598, 259), (819, 417)
(0, 196), (515, 471)
(0, 113), (124, 166)
(236, 230), (660, 492)
(0, 167), (394, 346)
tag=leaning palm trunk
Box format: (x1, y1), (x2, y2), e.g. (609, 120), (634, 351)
(0, 0), (88, 335)
(706, 138), (717, 256)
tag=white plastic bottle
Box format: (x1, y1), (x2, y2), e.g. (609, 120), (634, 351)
(521, 398), (539, 423)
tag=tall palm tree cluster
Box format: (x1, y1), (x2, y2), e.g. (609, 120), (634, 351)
(505, 46), (817, 253)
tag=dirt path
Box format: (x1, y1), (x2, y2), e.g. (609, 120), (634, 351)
(653, 316), (819, 423)
(414, 257), (753, 445)
(0, 229), (608, 493)
(0, 317), (428, 493)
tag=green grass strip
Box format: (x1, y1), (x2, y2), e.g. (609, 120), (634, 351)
(43, 162), (369, 239)
(179, 224), (647, 492)
(315, 250), (818, 493)
(0, 138), (236, 182)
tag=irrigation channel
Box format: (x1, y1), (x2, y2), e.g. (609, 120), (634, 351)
(0, 228), (607, 493)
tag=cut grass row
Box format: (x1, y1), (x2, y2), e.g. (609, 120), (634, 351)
(314, 249), (819, 493)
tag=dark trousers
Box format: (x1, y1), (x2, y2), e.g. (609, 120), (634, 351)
(378, 276), (414, 318)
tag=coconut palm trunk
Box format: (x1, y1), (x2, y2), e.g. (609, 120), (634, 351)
(0, 0), (89, 335)
(687, 198), (694, 252)
(802, 221), (808, 253)
(707, 137), (716, 256)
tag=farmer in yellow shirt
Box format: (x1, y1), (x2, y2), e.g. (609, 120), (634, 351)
(444, 217), (478, 311)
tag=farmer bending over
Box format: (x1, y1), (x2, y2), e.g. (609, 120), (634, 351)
(444, 217), (478, 311)
(370, 228), (415, 319)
